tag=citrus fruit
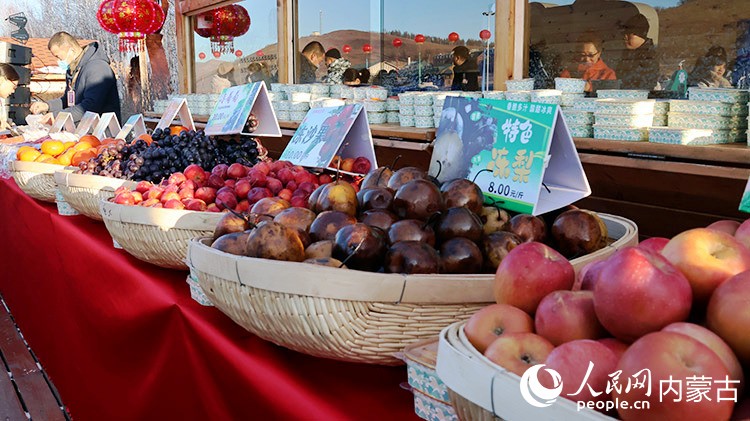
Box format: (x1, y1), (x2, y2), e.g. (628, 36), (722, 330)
(41, 140), (65, 156)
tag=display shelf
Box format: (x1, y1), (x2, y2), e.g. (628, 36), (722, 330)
(574, 138), (750, 167)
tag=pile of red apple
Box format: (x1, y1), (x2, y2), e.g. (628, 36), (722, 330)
(464, 219), (750, 420)
(112, 160), (337, 212)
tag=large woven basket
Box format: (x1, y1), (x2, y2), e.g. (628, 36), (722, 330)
(437, 322), (613, 420)
(54, 172), (137, 221)
(10, 160), (72, 202)
(188, 214), (638, 365)
(99, 199), (224, 270)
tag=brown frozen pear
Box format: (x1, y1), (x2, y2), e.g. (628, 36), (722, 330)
(441, 237), (484, 274)
(361, 166), (393, 189)
(245, 221), (305, 262)
(392, 179), (445, 221)
(333, 223), (387, 271)
(360, 209), (398, 233)
(211, 231), (252, 256)
(212, 212), (252, 240)
(305, 240), (334, 259)
(316, 181), (358, 216)
(483, 231), (522, 272)
(440, 178), (484, 215)
(309, 210), (357, 242)
(388, 219), (436, 246)
(436, 207), (483, 244)
(304, 257), (347, 268)
(385, 241), (441, 274)
(251, 197), (291, 217)
(307, 184), (327, 212)
(274, 207), (317, 234)
(480, 206), (511, 235)
(357, 187), (394, 211)
(387, 167), (426, 190)
(552, 209), (608, 259)
(510, 214), (547, 243)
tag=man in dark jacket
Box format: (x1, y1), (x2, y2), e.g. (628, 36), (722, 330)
(297, 41), (325, 84)
(29, 32), (121, 122)
(451, 46), (479, 91)
(616, 14), (659, 90)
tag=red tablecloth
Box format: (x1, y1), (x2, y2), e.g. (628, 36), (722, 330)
(0, 178), (418, 420)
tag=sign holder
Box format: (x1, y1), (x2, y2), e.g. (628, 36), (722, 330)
(430, 97), (590, 215)
(92, 112), (121, 139)
(115, 114), (147, 141)
(278, 104), (377, 172)
(75, 111), (100, 137)
(204, 82), (281, 137)
(155, 98), (195, 132)
(49, 112), (75, 133)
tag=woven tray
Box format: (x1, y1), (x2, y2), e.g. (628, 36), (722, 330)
(54, 172), (137, 221)
(99, 199), (224, 270)
(10, 160), (72, 203)
(188, 214), (638, 365)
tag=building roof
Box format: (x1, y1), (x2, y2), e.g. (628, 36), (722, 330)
(0, 37), (94, 71)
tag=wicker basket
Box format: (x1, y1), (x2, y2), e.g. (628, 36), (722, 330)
(10, 160), (73, 202)
(188, 214), (638, 365)
(54, 172), (137, 221)
(99, 199), (223, 270)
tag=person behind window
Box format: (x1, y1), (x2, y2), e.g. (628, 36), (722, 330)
(0, 63), (20, 130)
(343, 68), (371, 86)
(451, 46), (479, 91)
(689, 46), (733, 88)
(616, 14), (659, 90)
(322, 48), (351, 84)
(298, 41), (325, 84)
(560, 33), (616, 92)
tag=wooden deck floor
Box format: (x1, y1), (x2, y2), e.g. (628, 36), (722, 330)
(0, 296), (69, 421)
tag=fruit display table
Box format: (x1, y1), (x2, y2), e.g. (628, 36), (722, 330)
(0, 178), (417, 420)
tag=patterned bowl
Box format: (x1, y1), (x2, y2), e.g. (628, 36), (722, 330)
(367, 112), (387, 125)
(561, 93), (586, 107)
(387, 111), (400, 124)
(399, 104), (416, 116)
(415, 115), (435, 128)
(414, 106), (434, 117)
(654, 100), (670, 115)
(329, 85), (344, 97)
(434, 116), (441, 128)
(290, 101), (311, 112)
(668, 112), (731, 130)
(290, 111), (308, 122)
(270, 83), (286, 93)
(531, 90), (562, 105)
(689, 87), (749, 103)
(399, 92), (416, 105)
(354, 88), (369, 100)
(367, 87), (389, 100)
(400, 115), (415, 127)
(433, 105), (444, 115)
(340, 86), (356, 99)
(277, 100), (292, 111)
(311, 98), (346, 109)
(596, 99), (656, 115)
(386, 98), (400, 111)
(732, 102), (749, 116)
(505, 78), (535, 91)
(483, 91), (506, 100)
(291, 92), (312, 102)
(555, 78), (587, 93)
(505, 91), (531, 102)
(297, 84), (313, 93)
(364, 100), (387, 113)
(414, 94), (434, 106)
(276, 110), (291, 121)
(669, 100), (732, 116)
(593, 125), (649, 141)
(649, 127), (732, 145)
(568, 124), (594, 138)
(596, 89), (650, 100)
(594, 113), (654, 128)
(653, 115), (669, 127)
(310, 84), (331, 95)
(562, 110), (594, 126)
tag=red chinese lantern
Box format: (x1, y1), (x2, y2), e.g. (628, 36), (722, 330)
(480, 29), (492, 41)
(194, 5), (251, 55)
(235, 49), (243, 58)
(415, 34), (425, 44)
(392, 38), (402, 48)
(362, 43), (372, 54)
(342, 44), (352, 54)
(448, 32), (459, 43)
(198, 52), (206, 60)
(97, 0), (165, 52)
(213, 51), (221, 58)
(256, 50), (264, 57)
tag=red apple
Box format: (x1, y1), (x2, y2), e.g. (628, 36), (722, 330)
(294, 170), (314, 186)
(613, 331), (734, 421)
(113, 192), (135, 205)
(140, 198), (160, 207)
(234, 179), (252, 199)
(290, 196), (308, 208)
(211, 164), (228, 178)
(534, 290), (606, 346)
(735, 219), (750, 250)
(182, 180), (197, 191)
(662, 322), (744, 391)
(195, 187), (217, 204)
(185, 164), (208, 186)
(235, 200), (249, 212)
(277, 167), (294, 186)
(277, 188), (293, 202)
(153, 203), (163, 208)
(464, 304), (534, 353)
(266, 177), (283, 195)
(215, 189), (238, 210)
(186, 199), (207, 211)
(593, 247), (692, 343)
(270, 160), (292, 173)
(163, 199), (185, 209)
(638, 237), (670, 255)
(178, 188), (194, 200)
(707, 270), (750, 366)
(226, 163), (247, 180)
(206, 203), (221, 212)
(297, 182), (317, 195)
(483, 333), (554, 377)
(163, 184), (179, 194)
(247, 170), (268, 187)
(493, 242), (575, 314)
(207, 174), (225, 189)
(131, 191), (143, 204)
(597, 338), (629, 361)
(160, 191), (181, 203)
(286, 181), (298, 192)
(254, 161), (271, 176)
(662, 228), (750, 303)
(319, 173), (333, 184)
(352, 157), (372, 174)
(135, 180), (153, 194)
(572, 260), (604, 291)
(168, 172), (187, 186)
(707, 220), (741, 236)
(247, 187), (273, 206)
(145, 187), (165, 201)
(540, 340), (619, 404)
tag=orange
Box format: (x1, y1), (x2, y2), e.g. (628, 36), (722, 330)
(170, 126), (187, 136)
(136, 133), (153, 145)
(16, 146), (39, 161)
(100, 137), (118, 146)
(34, 153), (55, 162)
(78, 135), (100, 148)
(41, 140), (65, 156)
(71, 149), (97, 166)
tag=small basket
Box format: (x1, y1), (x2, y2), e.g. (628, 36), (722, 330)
(54, 172), (137, 221)
(100, 199), (223, 270)
(10, 160), (72, 203)
(188, 214), (638, 365)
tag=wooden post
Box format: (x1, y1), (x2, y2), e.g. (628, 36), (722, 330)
(175, 3), (191, 94)
(277, 0), (294, 83)
(494, 0), (530, 90)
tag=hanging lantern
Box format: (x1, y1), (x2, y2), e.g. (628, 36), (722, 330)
(198, 52), (206, 60)
(235, 49), (243, 58)
(194, 5), (251, 55)
(480, 29), (492, 41)
(97, 0), (165, 52)
(448, 32), (459, 43)
(342, 44), (352, 54)
(362, 44), (372, 54)
(415, 34), (425, 44)
(256, 50), (264, 57)
(213, 51), (221, 58)
(392, 38), (402, 48)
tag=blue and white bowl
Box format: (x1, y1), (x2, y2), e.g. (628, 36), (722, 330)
(364, 100), (387, 113)
(531, 90), (562, 105)
(367, 87), (389, 100)
(555, 77), (586, 93)
(561, 93), (586, 107)
(329, 84), (344, 98)
(296, 84), (312, 93)
(399, 104), (415, 116)
(654, 100), (670, 116)
(340, 86), (356, 99)
(434, 116), (441, 128)
(594, 113), (654, 128)
(505, 78), (535, 91)
(689, 87), (749, 103)
(505, 91), (531, 102)
(731, 102), (749, 116)
(353, 88), (369, 100)
(433, 105), (444, 115)
(649, 127), (732, 145)
(562, 110), (594, 126)
(270, 83), (286, 93)
(414, 94), (434, 106)
(276, 100), (292, 111)
(568, 124), (594, 138)
(290, 111), (308, 122)
(310, 84), (330, 95)
(593, 125), (649, 141)
(597, 89), (650, 100)
(653, 115), (668, 127)
(415, 115), (434, 128)
(291, 92), (312, 102)
(414, 106), (433, 117)
(483, 91), (506, 100)
(276, 110), (291, 121)
(290, 101), (310, 112)
(387, 111), (400, 124)
(596, 99), (656, 115)
(399, 92), (416, 105)
(400, 115), (415, 127)
(668, 112), (731, 130)
(311, 98), (346, 109)
(367, 112), (387, 125)
(569, 97), (598, 112)
(386, 98), (400, 111)
(669, 100), (732, 116)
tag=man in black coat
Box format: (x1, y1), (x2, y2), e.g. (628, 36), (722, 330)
(451, 46), (480, 91)
(30, 32), (121, 122)
(616, 14), (659, 90)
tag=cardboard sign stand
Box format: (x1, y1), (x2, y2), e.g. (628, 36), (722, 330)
(278, 104), (377, 174)
(115, 114), (147, 141)
(92, 112), (121, 139)
(75, 112), (100, 137)
(155, 98), (195, 132)
(49, 112), (76, 133)
(204, 82), (281, 137)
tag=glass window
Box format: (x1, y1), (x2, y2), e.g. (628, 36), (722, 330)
(192, 0), (279, 94)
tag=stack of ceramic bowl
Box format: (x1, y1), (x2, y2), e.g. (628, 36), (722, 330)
(366, 87), (389, 101)
(690, 88), (749, 143)
(289, 100), (310, 122)
(593, 97), (655, 141)
(482, 91), (505, 101)
(363, 99), (387, 124)
(652, 100), (669, 127)
(530, 89), (562, 106)
(386, 97), (400, 124)
(504, 78), (534, 103)
(354, 87), (369, 101)
(274, 100), (292, 121)
(659, 98), (733, 145)
(152, 99), (168, 114)
(310, 98), (346, 109)
(413, 93), (435, 128)
(340, 86), (356, 100)
(329, 84), (344, 99)
(399, 92), (416, 127)
(309, 84), (331, 100)
(554, 78), (590, 138)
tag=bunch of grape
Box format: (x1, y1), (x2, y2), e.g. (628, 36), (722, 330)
(75, 138), (148, 178)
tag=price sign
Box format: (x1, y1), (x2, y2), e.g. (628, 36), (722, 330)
(156, 98), (195, 131)
(430, 97), (590, 215)
(49, 112), (75, 133)
(75, 111), (100, 136)
(204, 82), (281, 137)
(739, 179), (750, 214)
(92, 112), (120, 139)
(115, 114), (147, 140)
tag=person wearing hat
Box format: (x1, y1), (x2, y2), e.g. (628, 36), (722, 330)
(616, 13), (659, 90)
(322, 48), (351, 84)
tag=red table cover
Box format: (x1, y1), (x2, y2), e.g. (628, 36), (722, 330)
(0, 178), (419, 420)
